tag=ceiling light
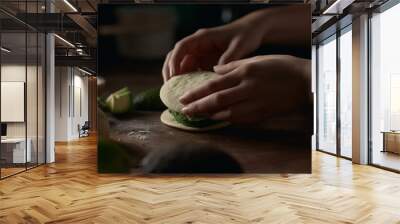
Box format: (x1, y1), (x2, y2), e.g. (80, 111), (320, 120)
(54, 34), (75, 48)
(323, 0), (355, 15)
(76, 48), (87, 56)
(63, 0), (78, 12)
(78, 67), (93, 76)
(1, 47), (11, 53)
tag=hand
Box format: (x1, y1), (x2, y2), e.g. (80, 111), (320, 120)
(178, 55), (311, 124)
(162, 16), (265, 82)
(162, 5), (310, 83)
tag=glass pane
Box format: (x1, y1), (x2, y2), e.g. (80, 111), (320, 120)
(1, 31), (27, 177)
(371, 3), (400, 171)
(317, 36), (337, 154)
(27, 0), (39, 168)
(38, 33), (45, 165)
(339, 28), (352, 158)
(27, 31), (38, 169)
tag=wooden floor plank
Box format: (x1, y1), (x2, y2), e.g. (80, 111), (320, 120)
(0, 135), (400, 223)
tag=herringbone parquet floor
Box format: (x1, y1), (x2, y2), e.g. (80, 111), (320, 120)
(1, 135), (400, 224)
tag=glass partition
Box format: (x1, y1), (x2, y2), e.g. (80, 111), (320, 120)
(27, 30), (38, 169)
(38, 32), (45, 165)
(1, 31), (28, 177)
(26, 0), (46, 169)
(0, 1), (46, 179)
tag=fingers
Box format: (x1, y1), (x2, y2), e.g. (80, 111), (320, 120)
(180, 54), (199, 75)
(228, 100), (263, 123)
(162, 51), (172, 82)
(181, 84), (247, 117)
(169, 33), (201, 77)
(179, 73), (240, 105)
(211, 100), (264, 124)
(214, 59), (244, 74)
(218, 38), (241, 65)
(210, 109), (231, 121)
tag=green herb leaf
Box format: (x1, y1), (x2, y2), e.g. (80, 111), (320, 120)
(169, 110), (222, 128)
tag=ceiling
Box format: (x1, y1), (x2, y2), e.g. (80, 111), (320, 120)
(0, 0), (390, 70)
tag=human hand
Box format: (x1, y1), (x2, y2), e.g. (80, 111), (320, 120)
(162, 19), (265, 82)
(162, 5), (310, 83)
(178, 55), (311, 124)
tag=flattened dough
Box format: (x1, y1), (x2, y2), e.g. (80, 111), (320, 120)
(160, 71), (218, 112)
(160, 110), (229, 132)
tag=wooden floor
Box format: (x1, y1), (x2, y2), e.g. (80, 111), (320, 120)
(1, 167), (26, 178)
(1, 163), (44, 178)
(1, 135), (400, 223)
(372, 150), (400, 171)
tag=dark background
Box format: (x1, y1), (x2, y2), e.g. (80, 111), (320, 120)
(98, 4), (311, 75)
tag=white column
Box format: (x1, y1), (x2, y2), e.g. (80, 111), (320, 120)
(45, 1), (56, 163)
(312, 45), (317, 150)
(352, 14), (369, 164)
(46, 33), (55, 163)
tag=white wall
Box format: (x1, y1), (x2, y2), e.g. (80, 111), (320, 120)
(1, 65), (38, 137)
(55, 66), (70, 141)
(55, 67), (89, 141)
(72, 73), (89, 138)
(1, 65), (26, 139)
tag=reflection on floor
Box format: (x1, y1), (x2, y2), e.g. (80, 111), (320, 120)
(1, 167), (25, 178)
(373, 150), (400, 171)
(0, 135), (400, 223)
(0, 163), (42, 179)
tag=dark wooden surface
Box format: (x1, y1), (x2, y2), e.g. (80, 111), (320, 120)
(109, 111), (311, 173)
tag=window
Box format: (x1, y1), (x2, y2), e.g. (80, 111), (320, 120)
(370, 2), (400, 171)
(316, 25), (353, 158)
(339, 27), (352, 158)
(317, 35), (337, 154)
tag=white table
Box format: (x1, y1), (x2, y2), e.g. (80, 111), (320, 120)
(1, 138), (31, 163)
